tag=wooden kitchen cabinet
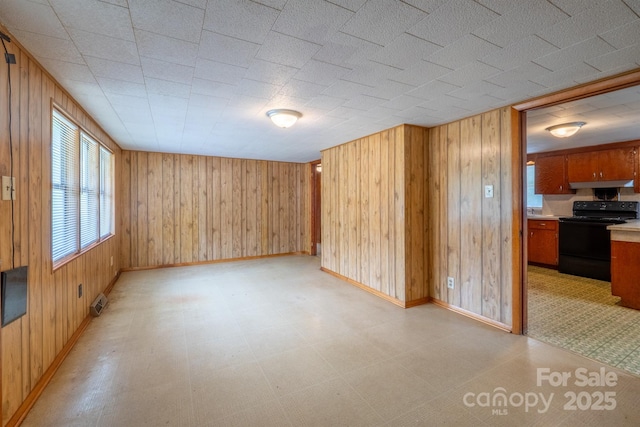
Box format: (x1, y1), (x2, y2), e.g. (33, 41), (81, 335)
(611, 240), (640, 310)
(534, 155), (573, 194)
(528, 219), (558, 266)
(567, 147), (635, 182)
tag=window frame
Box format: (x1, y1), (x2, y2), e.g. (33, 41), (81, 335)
(51, 107), (115, 270)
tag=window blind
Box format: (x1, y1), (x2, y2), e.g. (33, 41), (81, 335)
(100, 146), (114, 238)
(80, 132), (100, 248)
(52, 111), (79, 262)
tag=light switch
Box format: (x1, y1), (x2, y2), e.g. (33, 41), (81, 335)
(2, 176), (15, 200)
(484, 185), (493, 198)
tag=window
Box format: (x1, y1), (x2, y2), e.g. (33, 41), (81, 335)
(527, 164), (543, 208)
(51, 109), (114, 264)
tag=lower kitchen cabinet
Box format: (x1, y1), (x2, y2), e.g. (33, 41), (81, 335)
(528, 219), (558, 266)
(611, 240), (640, 310)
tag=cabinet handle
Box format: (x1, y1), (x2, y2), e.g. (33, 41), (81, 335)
(540, 223), (546, 226)
(560, 185), (563, 191)
(593, 172), (596, 178)
(600, 171), (603, 178)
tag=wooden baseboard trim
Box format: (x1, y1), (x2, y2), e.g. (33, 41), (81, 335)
(121, 252), (310, 272)
(320, 267), (428, 309)
(6, 273), (121, 427)
(429, 297), (512, 332)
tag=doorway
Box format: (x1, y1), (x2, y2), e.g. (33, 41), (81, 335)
(515, 69), (640, 375)
(310, 160), (321, 256)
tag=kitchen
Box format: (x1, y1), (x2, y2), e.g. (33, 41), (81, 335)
(525, 84), (640, 376)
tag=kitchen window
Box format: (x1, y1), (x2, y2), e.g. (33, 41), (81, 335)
(527, 164), (543, 208)
(51, 109), (114, 266)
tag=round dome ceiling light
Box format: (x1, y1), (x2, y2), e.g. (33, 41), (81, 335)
(266, 109), (302, 128)
(545, 121), (586, 138)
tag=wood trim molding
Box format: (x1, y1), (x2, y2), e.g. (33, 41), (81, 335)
(320, 267), (428, 309)
(120, 252), (310, 272)
(513, 68), (640, 111)
(429, 297), (513, 333)
(5, 272), (121, 427)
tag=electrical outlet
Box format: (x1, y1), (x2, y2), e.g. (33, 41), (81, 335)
(484, 184), (493, 198)
(447, 277), (455, 289)
(78, 283), (83, 298)
(2, 176), (16, 200)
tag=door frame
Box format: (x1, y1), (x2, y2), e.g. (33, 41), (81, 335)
(512, 68), (640, 335)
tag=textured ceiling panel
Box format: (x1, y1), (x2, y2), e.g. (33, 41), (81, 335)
(0, 0), (639, 161)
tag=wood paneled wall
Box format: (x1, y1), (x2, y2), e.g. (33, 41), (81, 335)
(0, 37), (122, 425)
(320, 125), (429, 306)
(428, 107), (521, 329)
(119, 152), (311, 269)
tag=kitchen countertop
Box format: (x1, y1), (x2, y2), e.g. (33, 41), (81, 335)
(608, 220), (640, 243)
(527, 215), (561, 220)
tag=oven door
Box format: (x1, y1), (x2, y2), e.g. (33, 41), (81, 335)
(558, 219), (618, 281)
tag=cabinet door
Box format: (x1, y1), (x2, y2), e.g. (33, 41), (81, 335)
(535, 155), (572, 194)
(528, 220), (558, 266)
(599, 147), (635, 180)
(567, 152), (597, 182)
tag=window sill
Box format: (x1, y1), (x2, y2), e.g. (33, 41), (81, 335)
(52, 233), (115, 272)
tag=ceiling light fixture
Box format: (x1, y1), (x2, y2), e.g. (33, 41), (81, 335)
(266, 109), (302, 128)
(545, 121), (586, 138)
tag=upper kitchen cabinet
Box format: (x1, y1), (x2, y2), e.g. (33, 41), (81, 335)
(567, 147), (635, 183)
(535, 154), (573, 194)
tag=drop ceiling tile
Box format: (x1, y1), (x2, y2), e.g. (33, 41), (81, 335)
(85, 56), (144, 83)
(304, 95), (346, 110)
(362, 79), (415, 100)
(256, 32), (321, 69)
(114, 103), (153, 123)
(0, 0), (67, 38)
(199, 31), (260, 68)
(252, 0), (287, 10)
(342, 94), (388, 111)
(204, 0), (278, 44)
(341, 61), (400, 87)
(226, 95), (269, 113)
(600, 20), (640, 49)
(11, 29), (83, 63)
(380, 94), (424, 111)
(178, 0), (206, 8)
(37, 58), (96, 83)
(97, 76), (147, 97)
(437, 61), (501, 87)
(233, 78), (281, 99)
(293, 59), (351, 86)
(484, 62), (553, 88)
(401, 0), (449, 13)
(536, 0), (636, 49)
(69, 28), (139, 65)
(473, 0), (521, 15)
(530, 62), (600, 91)
(50, 0), (134, 41)
(390, 60), (451, 87)
(272, 0), (353, 44)
(481, 35), (557, 71)
(245, 59), (299, 85)
(407, 79), (460, 101)
(360, 105), (402, 120)
(279, 79), (328, 100)
(426, 34), (500, 69)
(191, 78), (236, 98)
(408, 0), (498, 46)
(312, 31), (382, 66)
(322, 79), (373, 99)
(393, 105), (436, 121)
(370, 33), (440, 69)
(104, 92), (148, 108)
(61, 80), (105, 98)
(145, 77), (191, 98)
(140, 56), (194, 85)
(340, 0), (427, 45)
(473, 1), (568, 48)
(136, 29), (198, 67)
(101, 0), (130, 8)
(194, 58), (246, 85)
(328, 0), (367, 12)
(586, 44), (640, 74)
(448, 80), (506, 101)
(129, 0), (204, 43)
(534, 37), (614, 71)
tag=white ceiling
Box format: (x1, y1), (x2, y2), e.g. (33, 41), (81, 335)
(1, 0), (639, 162)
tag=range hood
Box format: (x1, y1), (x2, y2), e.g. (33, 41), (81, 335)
(569, 179), (634, 189)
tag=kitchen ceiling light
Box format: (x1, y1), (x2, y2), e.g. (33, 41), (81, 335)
(545, 121), (586, 138)
(266, 109), (302, 128)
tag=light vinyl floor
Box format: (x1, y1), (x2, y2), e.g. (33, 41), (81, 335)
(23, 256), (640, 426)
